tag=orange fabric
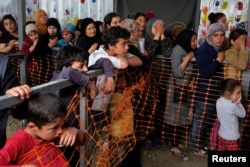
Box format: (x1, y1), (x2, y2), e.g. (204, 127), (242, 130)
(18, 143), (69, 167)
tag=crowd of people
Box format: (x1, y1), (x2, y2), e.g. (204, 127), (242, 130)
(0, 9), (249, 167)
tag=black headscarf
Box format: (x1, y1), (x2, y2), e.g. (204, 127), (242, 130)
(176, 29), (197, 53)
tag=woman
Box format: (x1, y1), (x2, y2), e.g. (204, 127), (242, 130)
(143, 17), (174, 149)
(76, 18), (101, 56)
(34, 9), (49, 36)
(134, 12), (147, 38)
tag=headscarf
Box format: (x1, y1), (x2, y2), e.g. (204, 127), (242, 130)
(76, 18), (100, 53)
(145, 17), (157, 40)
(205, 23), (225, 51)
(176, 29), (197, 53)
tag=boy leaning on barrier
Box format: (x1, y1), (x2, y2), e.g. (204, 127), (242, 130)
(0, 92), (86, 167)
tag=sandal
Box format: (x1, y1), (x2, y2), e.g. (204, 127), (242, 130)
(171, 147), (185, 158)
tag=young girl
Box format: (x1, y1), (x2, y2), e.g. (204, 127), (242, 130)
(0, 14), (19, 53)
(224, 29), (248, 80)
(133, 12), (147, 38)
(166, 29), (197, 158)
(216, 78), (246, 151)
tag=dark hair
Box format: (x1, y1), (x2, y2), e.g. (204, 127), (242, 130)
(56, 45), (88, 70)
(26, 21), (36, 26)
(103, 12), (120, 29)
(27, 92), (67, 128)
(102, 26), (130, 49)
(208, 12), (226, 24)
(176, 29), (197, 53)
(219, 78), (241, 96)
(134, 12), (147, 20)
(1, 14), (17, 32)
(228, 28), (247, 47)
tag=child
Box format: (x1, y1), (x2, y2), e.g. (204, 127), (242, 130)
(50, 45), (98, 166)
(216, 78), (246, 151)
(166, 29), (197, 158)
(0, 14), (19, 53)
(0, 92), (86, 166)
(20, 23), (39, 80)
(85, 26), (130, 166)
(57, 23), (76, 47)
(88, 26), (129, 112)
(224, 29), (248, 80)
(51, 45), (97, 112)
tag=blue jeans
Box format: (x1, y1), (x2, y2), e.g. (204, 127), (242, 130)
(189, 101), (215, 151)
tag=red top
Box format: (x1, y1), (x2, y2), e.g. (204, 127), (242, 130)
(0, 129), (69, 167)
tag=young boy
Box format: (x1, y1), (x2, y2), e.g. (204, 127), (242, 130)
(51, 45), (98, 166)
(85, 26), (130, 166)
(0, 92), (86, 166)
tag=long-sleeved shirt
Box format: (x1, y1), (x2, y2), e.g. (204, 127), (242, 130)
(0, 129), (68, 167)
(88, 46), (123, 111)
(224, 47), (248, 80)
(51, 67), (89, 108)
(216, 97), (246, 140)
(145, 37), (173, 58)
(171, 44), (193, 86)
(194, 41), (223, 104)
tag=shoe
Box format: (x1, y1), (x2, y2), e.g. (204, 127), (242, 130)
(191, 149), (207, 156)
(171, 147), (185, 158)
(203, 146), (208, 151)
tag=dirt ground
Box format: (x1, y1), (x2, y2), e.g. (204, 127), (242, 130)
(7, 115), (207, 167)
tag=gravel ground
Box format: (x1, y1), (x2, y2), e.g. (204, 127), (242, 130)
(7, 115), (207, 167)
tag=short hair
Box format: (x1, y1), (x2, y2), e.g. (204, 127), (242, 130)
(102, 26), (130, 49)
(56, 45), (88, 70)
(229, 28), (247, 47)
(27, 92), (67, 128)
